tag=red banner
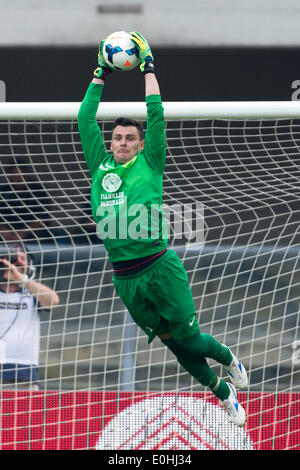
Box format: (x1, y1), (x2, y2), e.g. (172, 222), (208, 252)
(0, 391), (299, 450)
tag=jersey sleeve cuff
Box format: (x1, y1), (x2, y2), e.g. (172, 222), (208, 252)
(146, 94), (162, 104)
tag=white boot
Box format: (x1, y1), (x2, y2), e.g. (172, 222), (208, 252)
(222, 383), (246, 427)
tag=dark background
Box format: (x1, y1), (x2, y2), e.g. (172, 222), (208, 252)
(1, 46), (300, 102)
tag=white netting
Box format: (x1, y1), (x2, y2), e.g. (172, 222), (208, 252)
(0, 103), (299, 450)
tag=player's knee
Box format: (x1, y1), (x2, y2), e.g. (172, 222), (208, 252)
(178, 331), (208, 356)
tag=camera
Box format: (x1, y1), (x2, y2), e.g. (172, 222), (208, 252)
(0, 244), (36, 282)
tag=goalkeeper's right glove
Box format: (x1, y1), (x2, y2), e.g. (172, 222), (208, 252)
(130, 32), (155, 74)
(93, 40), (113, 81)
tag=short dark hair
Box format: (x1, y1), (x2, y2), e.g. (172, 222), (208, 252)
(112, 117), (144, 141)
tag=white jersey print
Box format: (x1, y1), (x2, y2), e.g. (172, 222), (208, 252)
(0, 289), (40, 366)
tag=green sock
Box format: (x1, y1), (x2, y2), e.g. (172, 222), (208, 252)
(162, 337), (230, 400)
(210, 376), (230, 401)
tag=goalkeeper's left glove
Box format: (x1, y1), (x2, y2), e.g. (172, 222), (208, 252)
(93, 40), (113, 81)
(130, 32), (155, 74)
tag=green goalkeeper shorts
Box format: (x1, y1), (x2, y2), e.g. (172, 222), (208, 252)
(112, 249), (200, 343)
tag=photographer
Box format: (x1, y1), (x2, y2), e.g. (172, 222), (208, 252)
(0, 244), (59, 390)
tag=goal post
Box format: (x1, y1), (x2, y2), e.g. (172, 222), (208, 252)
(1, 100), (300, 120)
(0, 100), (299, 450)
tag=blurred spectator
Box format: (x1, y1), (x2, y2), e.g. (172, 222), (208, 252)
(0, 242), (59, 390)
(0, 158), (97, 244)
(0, 217), (29, 243)
(0, 159), (69, 243)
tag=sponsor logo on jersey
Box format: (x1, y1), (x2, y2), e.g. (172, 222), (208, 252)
(99, 163), (115, 171)
(0, 301), (28, 310)
(102, 173), (122, 193)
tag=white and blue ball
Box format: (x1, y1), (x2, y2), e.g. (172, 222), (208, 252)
(103, 31), (140, 71)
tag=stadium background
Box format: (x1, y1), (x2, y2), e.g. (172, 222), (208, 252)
(1, 0), (300, 102)
(0, 0), (300, 450)
(1, 46), (300, 103)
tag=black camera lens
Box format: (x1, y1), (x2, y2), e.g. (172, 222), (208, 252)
(0, 246), (18, 264)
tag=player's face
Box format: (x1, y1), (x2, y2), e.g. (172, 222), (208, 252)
(111, 126), (144, 164)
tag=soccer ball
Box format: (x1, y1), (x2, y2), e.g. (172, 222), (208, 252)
(102, 31), (140, 71)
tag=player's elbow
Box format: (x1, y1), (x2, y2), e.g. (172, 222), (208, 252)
(52, 293), (60, 307)
(39, 292), (60, 310)
(45, 293), (60, 308)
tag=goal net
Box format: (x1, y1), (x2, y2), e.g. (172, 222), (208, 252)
(0, 100), (299, 450)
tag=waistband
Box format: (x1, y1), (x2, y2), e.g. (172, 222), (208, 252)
(112, 249), (167, 277)
(113, 249), (168, 280)
(0, 363), (40, 382)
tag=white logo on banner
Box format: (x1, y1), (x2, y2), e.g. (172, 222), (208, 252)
(95, 395), (254, 450)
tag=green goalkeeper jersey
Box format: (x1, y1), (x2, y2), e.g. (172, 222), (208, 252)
(78, 83), (167, 262)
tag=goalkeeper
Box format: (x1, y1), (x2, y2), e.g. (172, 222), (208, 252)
(78, 32), (248, 427)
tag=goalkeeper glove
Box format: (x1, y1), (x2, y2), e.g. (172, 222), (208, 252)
(130, 32), (155, 74)
(93, 40), (113, 81)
